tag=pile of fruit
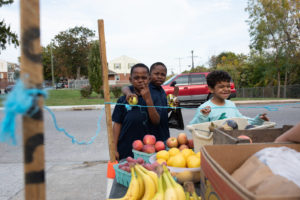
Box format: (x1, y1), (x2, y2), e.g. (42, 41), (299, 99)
(166, 133), (194, 150)
(132, 135), (166, 154)
(118, 157), (160, 172)
(156, 148), (201, 168)
(108, 164), (201, 200)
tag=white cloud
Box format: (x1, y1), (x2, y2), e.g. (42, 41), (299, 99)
(0, 0), (251, 74)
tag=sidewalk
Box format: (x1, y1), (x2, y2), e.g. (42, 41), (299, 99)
(44, 99), (300, 111)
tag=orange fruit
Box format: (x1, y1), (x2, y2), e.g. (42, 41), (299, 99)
(168, 148), (180, 157)
(156, 150), (169, 161)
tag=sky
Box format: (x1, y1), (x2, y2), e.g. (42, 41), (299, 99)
(1, 0), (251, 74)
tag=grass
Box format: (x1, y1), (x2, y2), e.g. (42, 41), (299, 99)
(44, 89), (118, 106)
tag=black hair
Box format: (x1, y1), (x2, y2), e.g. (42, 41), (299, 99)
(206, 70), (231, 88)
(130, 63), (149, 75)
(150, 62), (167, 73)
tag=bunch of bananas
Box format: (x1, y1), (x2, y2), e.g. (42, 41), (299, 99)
(183, 182), (201, 200)
(167, 94), (177, 107)
(108, 164), (200, 200)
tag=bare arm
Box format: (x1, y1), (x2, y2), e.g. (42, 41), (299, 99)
(113, 122), (122, 160)
(140, 83), (160, 125)
(275, 122), (300, 143)
(122, 86), (137, 102)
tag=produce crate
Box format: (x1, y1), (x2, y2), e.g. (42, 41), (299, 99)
(200, 143), (300, 200)
(113, 162), (131, 187)
(213, 125), (293, 144)
(186, 117), (276, 152)
(132, 149), (155, 163)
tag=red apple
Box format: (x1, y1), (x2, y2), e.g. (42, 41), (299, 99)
(187, 139), (194, 149)
(132, 140), (144, 151)
(143, 135), (156, 145)
(179, 144), (189, 151)
(142, 144), (156, 154)
(177, 133), (188, 145)
(126, 156), (135, 163)
(166, 137), (178, 148)
(136, 157), (144, 165)
(154, 141), (165, 152)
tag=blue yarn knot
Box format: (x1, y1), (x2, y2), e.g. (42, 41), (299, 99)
(0, 80), (47, 145)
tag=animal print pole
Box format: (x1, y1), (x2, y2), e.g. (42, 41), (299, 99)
(20, 0), (46, 199)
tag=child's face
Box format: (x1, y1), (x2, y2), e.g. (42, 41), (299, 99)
(130, 67), (149, 91)
(150, 65), (167, 86)
(209, 81), (231, 100)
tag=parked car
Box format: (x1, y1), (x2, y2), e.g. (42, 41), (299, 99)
(162, 72), (236, 103)
(55, 82), (65, 89)
(4, 85), (15, 94)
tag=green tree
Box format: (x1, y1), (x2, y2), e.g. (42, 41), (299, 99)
(0, 0), (19, 52)
(52, 26), (95, 79)
(245, 0), (300, 97)
(182, 65), (208, 73)
(87, 40), (102, 95)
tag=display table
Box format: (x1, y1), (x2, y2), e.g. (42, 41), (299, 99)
(109, 178), (201, 198)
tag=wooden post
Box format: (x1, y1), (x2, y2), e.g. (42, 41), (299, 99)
(98, 20), (116, 162)
(20, 0), (46, 199)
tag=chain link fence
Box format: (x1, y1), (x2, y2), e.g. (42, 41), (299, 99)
(236, 84), (300, 98)
(67, 79), (89, 89)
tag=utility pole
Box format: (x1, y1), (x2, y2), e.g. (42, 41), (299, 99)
(175, 57), (183, 74)
(189, 50), (198, 70)
(50, 45), (55, 87)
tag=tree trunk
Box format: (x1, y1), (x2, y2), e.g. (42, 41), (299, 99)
(284, 69), (287, 98)
(76, 67), (80, 79)
(277, 71), (281, 98)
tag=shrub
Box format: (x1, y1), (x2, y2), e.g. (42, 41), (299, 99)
(111, 86), (122, 98)
(80, 85), (92, 98)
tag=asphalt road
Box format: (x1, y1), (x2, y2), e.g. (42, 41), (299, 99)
(0, 103), (300, 200)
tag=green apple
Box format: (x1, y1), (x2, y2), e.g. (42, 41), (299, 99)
(128, 96), (138, 105)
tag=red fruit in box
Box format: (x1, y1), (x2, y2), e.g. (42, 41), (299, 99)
(187, 139), (194, 149)
(123, 166), (130, 173)
(143, 163), (153, 171)
(132, 140), (144, 151)
(179, 144), (189, 151)
(166, 137), (178, 148)
(136, 157), (144, 164)
(126, 156), (135, 163)
(142, 144), (156, 154)
(154, 141), (165, 152)
(177, 133), (188, 145)
(143, 134), (156, 145)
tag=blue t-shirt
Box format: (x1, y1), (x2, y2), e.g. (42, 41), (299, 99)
(148, 83), (170, 142)
(189, 99), (264, 125)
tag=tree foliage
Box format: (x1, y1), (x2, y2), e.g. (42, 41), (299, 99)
(52, 26), (95, 79)
(0, 0), (19, 53)
(245, 0), (300, 96)
(87, 40), (102, 94)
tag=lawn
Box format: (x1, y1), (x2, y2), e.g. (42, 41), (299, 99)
(44, 89), (117, 106)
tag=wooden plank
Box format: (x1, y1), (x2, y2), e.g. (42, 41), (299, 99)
(97, 19), (116, 162)
(20, 0), (46, 200)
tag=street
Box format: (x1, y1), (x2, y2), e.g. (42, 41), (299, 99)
(0, 103), (300, 200)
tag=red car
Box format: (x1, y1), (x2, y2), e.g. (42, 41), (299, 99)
(162, 72), (236, 103)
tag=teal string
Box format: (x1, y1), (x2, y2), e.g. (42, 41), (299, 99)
(44, 106), (104, 145)
(0, 80), (47, 145)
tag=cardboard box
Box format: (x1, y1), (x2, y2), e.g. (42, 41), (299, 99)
(200, 143), (300, 200)
(213, 125), (293, 144)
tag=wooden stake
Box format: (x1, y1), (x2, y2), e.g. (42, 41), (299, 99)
(98, 20), (116, 162)
(20, 0), (45, 199)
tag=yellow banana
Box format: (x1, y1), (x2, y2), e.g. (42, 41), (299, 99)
(135, 165), (156, 200)
(151, 169), (164, 200)
(137, 164), (158, 191)
(163, 165), (185, 200)
(163, 173), (177, 200)
(137, 170), (145, 199)
(185, 192), (190, 200)
(192, 191), (200, 200)
(107, 167), (139, 200)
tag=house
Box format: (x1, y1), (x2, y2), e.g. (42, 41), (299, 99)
(108, 55), (140, 86)
(0, 59), (19, 93)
